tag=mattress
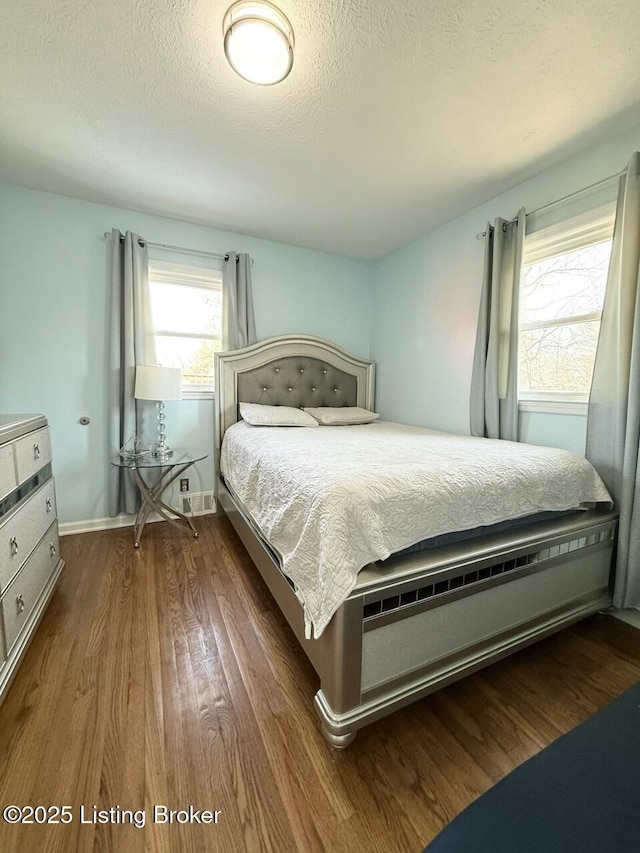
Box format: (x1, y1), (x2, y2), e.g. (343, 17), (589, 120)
(220, 421), (612, 638)
(384, 509), (581, 559)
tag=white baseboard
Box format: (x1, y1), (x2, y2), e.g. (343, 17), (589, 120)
(59, 507), (216, 537)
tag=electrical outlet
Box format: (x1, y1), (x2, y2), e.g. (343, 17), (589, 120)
(180, 478), (189, 492)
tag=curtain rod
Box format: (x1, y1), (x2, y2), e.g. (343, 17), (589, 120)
(475, 168), (624, 240)
(103, 232), (236, 262)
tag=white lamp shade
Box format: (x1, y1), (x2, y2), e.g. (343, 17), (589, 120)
(135, 365), (182, 401)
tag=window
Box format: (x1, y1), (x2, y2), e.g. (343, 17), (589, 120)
(518, 204), (614, 414)
(148, 260), (222, 399)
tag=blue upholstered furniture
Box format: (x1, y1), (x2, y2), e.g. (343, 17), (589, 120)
(424, 681), (640, 853)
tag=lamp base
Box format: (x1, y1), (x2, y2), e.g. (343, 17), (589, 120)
(152, 445), (174, 459)
(153, 400), (173, 459)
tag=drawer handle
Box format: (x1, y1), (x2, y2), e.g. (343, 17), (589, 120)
(9, 536), (18, 556)
(46, 498), (53, 513)
(50, 542), (57, 557)
(16, 594), (25, 615)
(34, 443), (40, 460)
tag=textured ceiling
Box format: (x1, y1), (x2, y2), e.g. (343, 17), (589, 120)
(1, 0), (639, 258)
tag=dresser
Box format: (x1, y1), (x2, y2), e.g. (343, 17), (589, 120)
(0, 414), (64, 703)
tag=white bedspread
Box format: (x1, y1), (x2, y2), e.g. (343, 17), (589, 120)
(220, 421), (612, 639)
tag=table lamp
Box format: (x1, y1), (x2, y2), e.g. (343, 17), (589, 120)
(134, 365), (182, 458)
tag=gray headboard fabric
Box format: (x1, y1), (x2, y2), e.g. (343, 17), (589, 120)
(237, 355), (358, 409)
(214, 335), (375, 470)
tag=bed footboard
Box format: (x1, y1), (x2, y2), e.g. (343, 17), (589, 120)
(217, 478), (616, 747)
(316, 510), (616, 746)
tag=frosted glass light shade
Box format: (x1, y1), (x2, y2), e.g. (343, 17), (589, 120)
(134, 365), (182, 401)
(223, 1), (294, 85)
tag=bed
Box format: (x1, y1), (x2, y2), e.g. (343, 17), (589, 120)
(214, 334), (617, 747)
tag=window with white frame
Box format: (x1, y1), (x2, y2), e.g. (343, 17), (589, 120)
(148, 260), (222, 399)
(518, 204), (614, 414)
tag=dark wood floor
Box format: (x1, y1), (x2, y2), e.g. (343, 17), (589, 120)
(0, 516), (639, 853)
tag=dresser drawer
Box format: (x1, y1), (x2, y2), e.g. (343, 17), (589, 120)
(0, 479), (57, 594)
(14, 427), (52, 485)
(1, 525), (60, 656)
(0, 444), (17, 502)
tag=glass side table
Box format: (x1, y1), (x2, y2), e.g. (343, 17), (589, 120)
(111, 449), (208, 547)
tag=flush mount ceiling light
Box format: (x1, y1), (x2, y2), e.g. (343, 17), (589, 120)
(223, 1), (294, 85)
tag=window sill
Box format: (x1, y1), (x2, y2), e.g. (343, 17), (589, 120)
(181, 387), (214, 402)
(518, 399), (588, 416)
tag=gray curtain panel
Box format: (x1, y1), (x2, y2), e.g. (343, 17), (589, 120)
(222, 252), (257, 350)
(470, 208), (526, 441)
(108, 230), (156, 516)
(586, 151), (640, 609)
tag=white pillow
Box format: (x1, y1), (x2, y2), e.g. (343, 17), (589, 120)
(239, 403), (319, 427)
(303, 406), (380, 425)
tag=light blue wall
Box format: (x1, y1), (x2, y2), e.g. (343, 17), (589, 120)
(371, 123), (640, 455)
(3, 122), (640, 525)
(0, 184), (373, 524)
(518, 412), (587, 457)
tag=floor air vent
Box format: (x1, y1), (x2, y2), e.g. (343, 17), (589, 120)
(180, 491), (216, 516)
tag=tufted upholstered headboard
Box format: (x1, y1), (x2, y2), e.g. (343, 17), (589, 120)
(237, 356), (358, 409)
(214, 335), (375, 471)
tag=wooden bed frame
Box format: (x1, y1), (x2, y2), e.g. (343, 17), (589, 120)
(214, 335), (617, 747)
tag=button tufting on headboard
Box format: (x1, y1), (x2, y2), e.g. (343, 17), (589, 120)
(237, 356), (358, 409)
